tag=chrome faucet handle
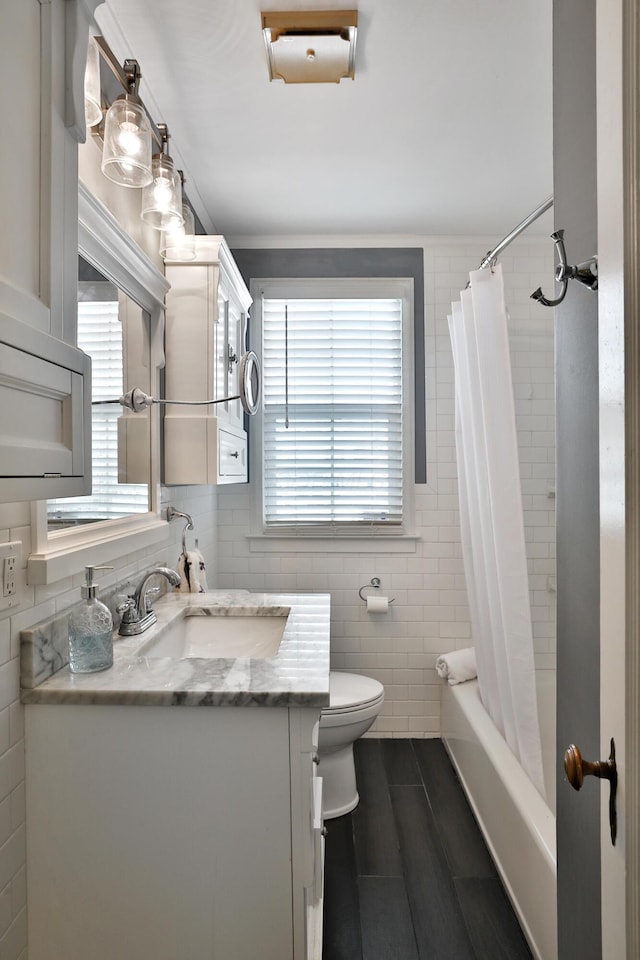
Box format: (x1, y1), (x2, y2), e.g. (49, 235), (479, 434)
(144, 586), (161, 611)
(116, 597), (137, 623)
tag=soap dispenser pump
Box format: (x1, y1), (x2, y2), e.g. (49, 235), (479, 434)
(69, 565), (114, 674)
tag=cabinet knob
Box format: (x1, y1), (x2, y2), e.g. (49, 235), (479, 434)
(321, 826), (328, 837)
(312, 752), (320, 765)
(229, 451), (239, 459)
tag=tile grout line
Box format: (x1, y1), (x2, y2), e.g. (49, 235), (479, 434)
(409, 739), (486, 960)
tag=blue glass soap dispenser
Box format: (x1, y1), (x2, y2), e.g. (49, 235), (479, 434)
(69, 565), (114, 673)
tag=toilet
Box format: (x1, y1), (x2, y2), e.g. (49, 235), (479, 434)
(318, 671), (385, 819)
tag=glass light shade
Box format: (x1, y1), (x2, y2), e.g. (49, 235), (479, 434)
(159, 202), (196, 261)
(101, 95), (153, 187)
(84, 37), (102, 129)
(140, 155), (184, 231)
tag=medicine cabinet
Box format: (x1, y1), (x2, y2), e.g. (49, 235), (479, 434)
(163, 237), (252, 484)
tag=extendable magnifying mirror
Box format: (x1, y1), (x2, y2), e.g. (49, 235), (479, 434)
(103, 351), (263, 415)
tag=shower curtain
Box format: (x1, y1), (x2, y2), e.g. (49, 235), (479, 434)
(448, 264), (544, 793)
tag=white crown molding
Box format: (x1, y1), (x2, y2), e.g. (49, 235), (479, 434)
(226, 233), (554, 251)
(78, 181), (169, 312)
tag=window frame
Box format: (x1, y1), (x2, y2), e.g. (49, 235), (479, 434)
(249, 277), (415, 543)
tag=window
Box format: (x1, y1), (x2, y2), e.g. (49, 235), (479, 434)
(254, 278), (413, 535)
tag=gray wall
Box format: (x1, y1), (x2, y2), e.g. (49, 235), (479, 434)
(554, 1), (601, 956)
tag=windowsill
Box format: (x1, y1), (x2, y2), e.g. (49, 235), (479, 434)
(28, 514), (169, 586)
(247, 534), (421, 554)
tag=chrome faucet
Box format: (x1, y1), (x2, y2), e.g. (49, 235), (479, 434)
(118, 567), (181, 636)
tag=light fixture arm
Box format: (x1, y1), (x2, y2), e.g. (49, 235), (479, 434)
(122, 59), (143, 96)
(157, 123), (170, 154)
(93, 37), (142, 97)
(118, 388), (241, 412)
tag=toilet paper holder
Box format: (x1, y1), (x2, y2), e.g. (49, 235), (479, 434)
(358, 578), (395, 604)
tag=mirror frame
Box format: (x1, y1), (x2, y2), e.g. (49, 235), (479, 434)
(28, 182), (170, 586)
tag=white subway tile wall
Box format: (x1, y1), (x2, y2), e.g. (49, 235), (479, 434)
(0, 236), (555, 958)
(217, 237), (557, 738)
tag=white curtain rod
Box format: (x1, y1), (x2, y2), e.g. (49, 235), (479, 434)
(478, 195), (554, 270)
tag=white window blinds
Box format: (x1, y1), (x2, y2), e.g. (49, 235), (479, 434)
(262, 297), (403, 528)
(47, 299), (148, 525)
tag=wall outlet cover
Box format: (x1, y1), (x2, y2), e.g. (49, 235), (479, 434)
(0, 541), (21, 610)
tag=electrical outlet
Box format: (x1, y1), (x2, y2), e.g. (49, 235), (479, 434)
(3, 555), (16, 596)
(0, 541), (21, 610)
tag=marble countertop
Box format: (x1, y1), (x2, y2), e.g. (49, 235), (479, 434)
(21, 591), (331, 708)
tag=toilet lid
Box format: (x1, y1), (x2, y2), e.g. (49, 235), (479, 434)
(328, 671), (384, 711)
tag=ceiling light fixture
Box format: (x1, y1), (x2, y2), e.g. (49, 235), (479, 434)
(261, 9), (358, 84)
(141, 124), (184, 231)
(101, 58), (153, 188)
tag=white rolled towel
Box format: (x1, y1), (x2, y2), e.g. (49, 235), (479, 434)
(435, 647), (477, 685)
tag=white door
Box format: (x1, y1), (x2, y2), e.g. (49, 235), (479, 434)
(596, 2), (635, 956)
(555, 2), (634, 957)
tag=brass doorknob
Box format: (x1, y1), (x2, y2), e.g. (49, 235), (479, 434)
(564, 739), (618, 846)
(564, 742), (616, 791)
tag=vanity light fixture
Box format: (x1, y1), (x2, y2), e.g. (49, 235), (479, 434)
(261, 10), (358, 84)
(159, 171), (196, 261)
(84, 36), (103, 129)
(101, 58), (153, 187)
(140, 124), (184, 231)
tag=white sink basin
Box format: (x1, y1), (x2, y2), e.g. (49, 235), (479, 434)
(138, 606), (290, 660)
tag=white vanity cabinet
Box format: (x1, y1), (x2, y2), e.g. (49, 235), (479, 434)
(25, 702), (324, 960)
(163, 237), (252, 484)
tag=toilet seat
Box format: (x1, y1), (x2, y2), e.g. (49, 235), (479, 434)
(322, 671), (384, 716)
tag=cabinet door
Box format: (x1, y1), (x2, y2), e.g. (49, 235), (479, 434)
(306, 775), (325, 960)
(289, 711), (323, 960)
(26, 704), (295, 960)
(224, 292), (246, 430)
(216, 282), (228, 408)
(163, 241), (250, 485)
(0, 315), (90, 501)
(218, 426), (247, 479)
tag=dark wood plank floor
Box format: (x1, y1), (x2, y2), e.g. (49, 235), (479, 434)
(322, 738), (533, 960)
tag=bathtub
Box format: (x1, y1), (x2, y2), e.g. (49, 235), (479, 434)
(441, 673), (557, 960)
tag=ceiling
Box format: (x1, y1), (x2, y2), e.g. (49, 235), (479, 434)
(96, 0), (553, 243)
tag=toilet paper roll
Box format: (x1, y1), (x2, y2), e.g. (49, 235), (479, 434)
(366, 595), (389, 613)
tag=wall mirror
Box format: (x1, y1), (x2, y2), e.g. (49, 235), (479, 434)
(28, 182), (170, 586)
(47, 254), (150, 529)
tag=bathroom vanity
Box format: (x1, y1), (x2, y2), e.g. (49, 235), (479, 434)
(21, 591), (330, 960)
